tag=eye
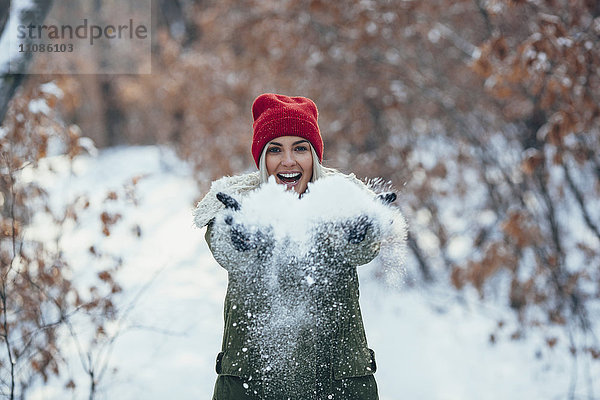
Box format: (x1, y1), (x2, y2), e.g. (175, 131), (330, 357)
(294, 145), (308, 152)
(267, 146), (281, 153)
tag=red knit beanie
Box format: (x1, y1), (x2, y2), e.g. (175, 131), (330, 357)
(251, 93), (323, 168)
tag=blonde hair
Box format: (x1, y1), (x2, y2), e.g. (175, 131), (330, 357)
(259, 140), (324, 185)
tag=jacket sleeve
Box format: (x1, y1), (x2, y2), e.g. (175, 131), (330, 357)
(204, 220), (216, 256)
(204, 220), (227, 270)
(204, 219), (240, 271)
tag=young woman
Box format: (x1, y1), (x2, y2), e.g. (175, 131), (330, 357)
(194, 93), (403, 400)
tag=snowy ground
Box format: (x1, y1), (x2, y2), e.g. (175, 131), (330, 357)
(25, 146), (598, 400)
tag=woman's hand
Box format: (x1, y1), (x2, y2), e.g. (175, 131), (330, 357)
(224, 215), (257, 252)
(217, 192), (241, 211)
(344, 215), (373, 244)
(217, 191), (254, 251)
(310, 215), (381, 268)
(377, 192), (397, 205)
(227, 218), (250, 251)
(216, 192), (272, 255)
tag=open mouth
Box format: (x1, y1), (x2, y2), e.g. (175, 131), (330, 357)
(277, 172), (302, 185)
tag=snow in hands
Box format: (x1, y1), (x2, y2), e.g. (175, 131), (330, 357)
(214, 175), (406, 253)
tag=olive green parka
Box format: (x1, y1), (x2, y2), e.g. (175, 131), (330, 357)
(194, 169), (392, 400)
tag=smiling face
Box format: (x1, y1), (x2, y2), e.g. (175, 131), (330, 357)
(265, 136), (314, 194)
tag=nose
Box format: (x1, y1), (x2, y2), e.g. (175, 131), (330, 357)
(281, 150), (296, 167)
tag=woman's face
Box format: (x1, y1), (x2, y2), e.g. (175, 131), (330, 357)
(265, 135), (313, 194)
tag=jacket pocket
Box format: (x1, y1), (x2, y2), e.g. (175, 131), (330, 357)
(216, 349), (255, 378)
(215, 351), (224, 374)
(368, 348), (377, 373)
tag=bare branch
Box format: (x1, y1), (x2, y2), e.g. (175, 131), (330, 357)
(473, 0), (493, 38)
(435, 22), (480, 59)
(406, 231), (433, 282)
(562, 162), (600, 242)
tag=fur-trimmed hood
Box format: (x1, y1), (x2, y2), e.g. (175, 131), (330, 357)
(192, 168), (376, 229)
(193, 171), (261, 229)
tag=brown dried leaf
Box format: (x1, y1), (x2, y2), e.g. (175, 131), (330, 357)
(546, 337), (558, 348)
(98, 270), (112, 282)
(106, 191), (118, 201)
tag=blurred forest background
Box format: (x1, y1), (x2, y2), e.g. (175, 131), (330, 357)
(1, 0), (600, 398)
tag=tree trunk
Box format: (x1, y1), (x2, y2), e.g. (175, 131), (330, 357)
(0, 0), (54, 124)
